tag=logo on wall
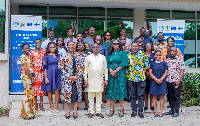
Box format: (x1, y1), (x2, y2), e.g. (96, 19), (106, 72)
(20, 22), (25, 27)
(13, 22), (19, 27)
(159, 26), (164, 31)
(27, 23), (32, 26)
(165, 26), (170, 31)
(171, 26), (176, 30)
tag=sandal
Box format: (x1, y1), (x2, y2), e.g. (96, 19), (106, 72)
(108, 109), (115, 117)
(39, 104), (45, 111)
(119, 108), (124, 117)
(55, 109), (60, 112)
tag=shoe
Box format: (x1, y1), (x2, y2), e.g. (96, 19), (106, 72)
(138, 112), (144, 118)
(96, 113), (104, 118)
(119, 108), (124, 117)
(55, 109), (59, 113)
(102, 100), (107, 103)
(172, 112), (178, 117)
(144, 107), (148, 110)
(164, 110), (173, 115)
(131, 112), (137, 117)
(73, 115), (78, 119)
(65, 113), (70, 119)
(150, 107), (154, 111)
(108, 109), (115, 117)
(88, 113), (93, 118)
(39, 104), (45, 111)
(84, 108), (88, 110)
(50, 109), (54, 112)
(154, 115), (158, 117)
(115, 100), (119, 103)
(159, 115), (163, 117)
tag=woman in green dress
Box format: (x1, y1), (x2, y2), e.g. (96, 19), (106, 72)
(106, 39), (129, 117)
(102, 31), (112, 52)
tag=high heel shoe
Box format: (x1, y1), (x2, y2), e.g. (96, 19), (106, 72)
(65, 113), (70, 119)
(73, 112), (78, 119)
(108, 109), (115, 117)
(119, 108), (124, 117)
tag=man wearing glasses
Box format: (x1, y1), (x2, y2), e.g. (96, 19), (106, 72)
(134, 27), (153, 47)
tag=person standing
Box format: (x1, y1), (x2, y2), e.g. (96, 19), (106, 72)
(119, 36), (132, 54)
(56, 36), (67, 54)
(117, 29), (132, 47)
(84, 43), (108, 118)
(58, 41), (84, 119)
(29, 39), (46, 112)
(127, 42), (149, 118)
(94, 34), (108, 58)
(102, 31), (112, 53)
(164, 46), (185, 117)
(20, 43), (35, 119)
(136, 37), (144, 52)
(134, 27), (153, 46)
(41, 30), (56, 49)
(153, 32), (168, 51)
(41, 42), (61, 112)
(64, 29), (77, 46)
(83, 27), (96, 52)
(75, 33), (89, 51)
(106, 39), (129, 117)
(83, 30), (89, 38)
(149, 51), (168, 117)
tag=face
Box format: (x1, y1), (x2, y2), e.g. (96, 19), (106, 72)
(167, 38), (174, 47)
(83, 31), (89, 38)
(154, 52), (161, 61)
(76, 34), (83, 42)
(23, 45), (30, 54)
(131, 43), (138, 53)
(105, 32), (111, 41)
(67, 42), (75, 52)
(89, 27), (96, 36)
(92, 43), (100, 53)
(170, 47), (177, 57)
(137, 38), (143, 46)
(112, 40), (120, 50)
(77, 43), (85, 52)
(57, 38), (64, 47)
(140, 28), (146, 36)
(119, 36), (126, 46)
(120, 29), (126, 36)
(67, 29), (74, 37)
(49, 44), (56, 53)
(158, 33), (164, 42)
(95, 35), (102, 45)
(146, 43), (152, 52)
(35, 40), (41, 49)
(48, 31), (55, 39)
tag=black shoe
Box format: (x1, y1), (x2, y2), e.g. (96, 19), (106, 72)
(65, 115), (70, 119)
(150, 107), (154, 111)
(154, 115), (158, 117)
(115, 100), (119, 103)
(84, 108), (88, 110)
(138, 112), (144, 118)
(131, 112), (137, 117)
(144, 107), (148, 110)
(159, 115), (163, 117)
(73, 115), (78, 119)
(172, 112), (178, 117)
(164, 110), (173, 115)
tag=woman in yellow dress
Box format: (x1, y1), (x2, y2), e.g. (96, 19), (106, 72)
(20, 43), (35, 119)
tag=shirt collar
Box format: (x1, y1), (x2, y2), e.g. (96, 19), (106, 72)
(155, 60), (162, 63)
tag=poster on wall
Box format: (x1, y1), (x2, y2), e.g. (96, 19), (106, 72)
(10, 15), (42, 94)
(157, 19), (185, 58)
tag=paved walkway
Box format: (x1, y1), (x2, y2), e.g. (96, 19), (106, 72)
(0, 106), (199, 126)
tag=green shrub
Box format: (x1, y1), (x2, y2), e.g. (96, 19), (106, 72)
(0, 107), (4, 115)
(181, 72), (200, 106)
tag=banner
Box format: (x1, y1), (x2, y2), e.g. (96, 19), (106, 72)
(157, 19), (185, 58)
(10, 15), (42, 94)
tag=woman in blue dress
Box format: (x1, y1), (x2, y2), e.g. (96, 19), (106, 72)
(41, 42), (61, 112)
(149, 50), (168, 117)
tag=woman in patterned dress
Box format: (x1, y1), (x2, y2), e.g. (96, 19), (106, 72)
(58, 41), (84, 119)
(20, 43), (35, 119)
(29, 39), (46, 111)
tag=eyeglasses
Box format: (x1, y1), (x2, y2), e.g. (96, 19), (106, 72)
(146, 46), (152, 47)
(95, 39), (101, 41)
(137, 41), (143, 43)
(113, 43), (119, 45)
(140, 30), (146, 33)
(92, 46), (99, 49)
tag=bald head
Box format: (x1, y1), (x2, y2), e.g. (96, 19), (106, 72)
(89, 27), (96, 37)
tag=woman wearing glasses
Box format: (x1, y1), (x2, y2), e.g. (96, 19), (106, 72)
(102, 31), (112, 53)
(106, 39), (129, 117)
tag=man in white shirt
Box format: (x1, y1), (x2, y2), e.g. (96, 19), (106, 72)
(84, 43), (108, 118)
(41, 30), (56, 49)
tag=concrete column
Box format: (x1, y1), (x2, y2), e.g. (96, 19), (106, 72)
(133, 9), (145, 39)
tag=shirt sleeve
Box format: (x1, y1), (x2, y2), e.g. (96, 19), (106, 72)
(42, 55), (48, 71)
(178, 58), (185, 70)
(84, 56), (89, 81)
(150, 62), (153, 69)
(144, 54), (150, 70)
(58, 54), (70, 77)
(119, 50), (129, 68)
(104, 46), (108, 58)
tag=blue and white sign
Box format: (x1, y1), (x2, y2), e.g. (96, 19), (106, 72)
(157, 19), (185, 58)
(11, 15), (42, 94)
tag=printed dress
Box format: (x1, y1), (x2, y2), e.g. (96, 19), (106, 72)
(58, 52), (84, 103)
(29, 49), (46, 96)
(20, 54), (35, 119)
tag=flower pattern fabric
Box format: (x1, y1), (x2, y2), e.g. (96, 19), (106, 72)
(127, 51), (149, 82)
(123, 45), (132, 54)
(58, 52), (84, 103)
(20, 54), (35, 119)
(161, 47), (183, 61)
(74, 41), (89, 51)
(29, 49), (46, 96)
(153, 41), (168, 51)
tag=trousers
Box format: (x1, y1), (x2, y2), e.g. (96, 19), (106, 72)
(88, 92), (102, 114)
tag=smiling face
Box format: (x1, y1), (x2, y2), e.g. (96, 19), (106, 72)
(137, 38), (143, 46)
(77, 42), (85, 52)
(67, 29), (74, 37)
(95, 35), (102, 45)
(57, 38), (64, 47)
(67, 42), (75, 52)
(167, 38), (174, 47)
(48, 31), (55, 39)
(145, 42), (152, 52)
(35, 39), (41, 49)
(23, 45), (30, 54)
(76, 34), (83, 42)
(131, 43), (138, 54)
(49, 44), (56, 53)
(105, 32), (111, 41)
(92, 43), (100, 54)
(119, 36), (126, 46)
(154, 51), (161, 61)
(112, 40), (120, 51)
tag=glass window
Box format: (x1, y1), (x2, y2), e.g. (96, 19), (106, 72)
(107, 8), (133, 17)
(107, 19), (133, 39)
(184, 21), (196, 68)
(42, 17), (47, 42)
(172, 10), (195, 19)
(197, 22), (200, 68)
(198, 12), (200, 19)
(0, 0), (5, 52)
(49, 6), (76, 15)
(78, 7), (105, 16)
(19, 5), (47, 15)
(146, 19), (157, 44)
(146, 9), (170, 18)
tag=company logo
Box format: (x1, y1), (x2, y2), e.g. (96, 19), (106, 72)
(20, 22), (25, 27)
(178, 27), (183, 30)
(171, 26), (176, 30)
(165, 26), (170, 31)
(34, 23), (40, 26)
(13, 22), (19, 27)
(159, 26), (164, 31)
(27, 23), (32, 26)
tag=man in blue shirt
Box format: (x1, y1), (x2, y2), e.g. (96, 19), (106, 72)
(134, 27), (153, 47)
(83, 27), (96, 52)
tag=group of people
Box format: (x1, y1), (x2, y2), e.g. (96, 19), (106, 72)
(20, 26), (185, 120)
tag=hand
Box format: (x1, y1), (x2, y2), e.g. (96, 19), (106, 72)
(45, 77), (49, 84)
(31, 77), (35, 84)
(175, 81), (180, 88)
(68, 76), (75, 82)
(103, 80), (108, 86)
(85, 81), (89, 88)
(74, 76), (80, 81)
(155, 79), (160, 84)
